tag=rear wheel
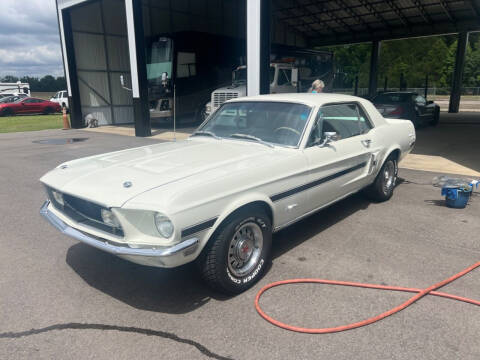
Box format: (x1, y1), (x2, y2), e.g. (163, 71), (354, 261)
(43, 107), (53, 115)
(364, 156), (398, 202)
(198, 207), (272, 294)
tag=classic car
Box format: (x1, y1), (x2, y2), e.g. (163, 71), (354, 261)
(40, 93), (415, 294)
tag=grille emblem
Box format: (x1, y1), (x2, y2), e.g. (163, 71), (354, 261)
(123, 181), (132, 188)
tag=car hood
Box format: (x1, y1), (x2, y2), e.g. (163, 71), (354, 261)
(40, 138), (281, 208)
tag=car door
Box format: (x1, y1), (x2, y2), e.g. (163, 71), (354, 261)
(414, 95), (433, 120)
(302, 103), (376, 212)
(19, 98), (39, 114)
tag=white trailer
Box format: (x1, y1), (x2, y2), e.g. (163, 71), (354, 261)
(0, 82), (31, 97)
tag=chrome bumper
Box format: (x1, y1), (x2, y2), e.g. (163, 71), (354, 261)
(40, 201), (199, 267)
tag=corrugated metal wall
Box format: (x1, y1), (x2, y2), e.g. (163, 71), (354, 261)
(70, 0), (133, 125)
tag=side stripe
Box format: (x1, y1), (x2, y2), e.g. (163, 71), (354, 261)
(181, 217), (218, 238)
(270, 162), (367, 202)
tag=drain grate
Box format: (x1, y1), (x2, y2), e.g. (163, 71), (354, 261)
(33, 138), (89, 145)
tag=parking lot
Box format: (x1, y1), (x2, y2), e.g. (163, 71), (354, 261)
(0, 121), (479, 359)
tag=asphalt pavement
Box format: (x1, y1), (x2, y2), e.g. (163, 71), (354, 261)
(0, 129), (479, 360)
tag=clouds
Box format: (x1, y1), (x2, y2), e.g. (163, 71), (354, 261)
(0, 0), (64, 77)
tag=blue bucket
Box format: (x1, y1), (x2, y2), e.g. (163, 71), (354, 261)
(444, 189), (470, 209)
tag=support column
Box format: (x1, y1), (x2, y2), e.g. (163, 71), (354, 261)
(58, 8), (82, 128)
(368, 40), (380, 99)
(246, 0), (270, 96)
(449, 32), (469, 113)
(126, 0), (151, 137)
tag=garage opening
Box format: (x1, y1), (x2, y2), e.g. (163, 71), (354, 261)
(69, 0), (134, 126)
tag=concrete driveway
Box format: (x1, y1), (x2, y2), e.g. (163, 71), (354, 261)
(0, 129), (479, 359)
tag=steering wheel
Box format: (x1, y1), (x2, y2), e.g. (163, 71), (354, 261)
(274, 127), (301, 136)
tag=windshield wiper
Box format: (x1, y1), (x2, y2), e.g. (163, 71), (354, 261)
(191, 130), (221, 140)
(230, 133), (274, 148)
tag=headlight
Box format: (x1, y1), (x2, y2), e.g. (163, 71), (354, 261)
(52, 190), (64, 206)
(101, 209), (121, 228)
(154, 213), (174, 238)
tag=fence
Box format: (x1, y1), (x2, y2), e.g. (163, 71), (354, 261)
(330, 87), (480, 97)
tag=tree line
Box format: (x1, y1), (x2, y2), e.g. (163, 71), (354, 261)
(324, 32), (480, 92)
(0, 75), (67, 93)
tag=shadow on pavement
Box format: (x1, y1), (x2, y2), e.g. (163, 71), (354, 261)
(66, 244), (230, 314)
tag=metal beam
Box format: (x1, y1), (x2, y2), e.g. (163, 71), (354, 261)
(309, 18), (480, 46)
(439, 0), (455, 22)
(383, 0), (409, 27)
(126, 0), (151, 137)
(247, 0), (271, 96)
(368, 40), (380, 98)
(449, 32), (469, 113)
(411, 0), (433, 24)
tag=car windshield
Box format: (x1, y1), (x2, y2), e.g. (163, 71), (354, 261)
(373, 93), (412, 103)
(198, 101), (311, 147)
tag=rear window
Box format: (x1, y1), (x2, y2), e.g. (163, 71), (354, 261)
(373, 93), (412, 103)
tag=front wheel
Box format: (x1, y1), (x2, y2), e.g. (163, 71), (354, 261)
(1, 108), (14, 117)
(198, 208), (272, 294)
(364, 157), (398, 202)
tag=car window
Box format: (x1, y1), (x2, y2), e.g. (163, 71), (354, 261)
(357, 105), (372, 134)
(415, 95), (426, 105)
(277, 69), (291, 86)
(308, 103), (371, 146)
(373, 93), (411, 103)
(23, 99), (36, 104)
(200, 101), (311, 147)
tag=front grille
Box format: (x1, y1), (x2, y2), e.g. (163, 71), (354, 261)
(46, 187), (124, 237)
(213, 92), (238, 108)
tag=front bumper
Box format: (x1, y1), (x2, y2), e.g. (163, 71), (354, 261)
(40, 201), (199, 268)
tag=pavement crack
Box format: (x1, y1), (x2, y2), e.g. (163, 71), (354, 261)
(0, 322), (234, 360)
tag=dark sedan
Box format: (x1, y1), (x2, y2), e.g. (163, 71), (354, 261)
(372, 92), (440, 127)
(0, 97), (61, 117)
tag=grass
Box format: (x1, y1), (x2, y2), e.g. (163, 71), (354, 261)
(0, 114), (65, 134)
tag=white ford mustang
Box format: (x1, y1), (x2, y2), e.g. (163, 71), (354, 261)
(40, 93), (415, 294)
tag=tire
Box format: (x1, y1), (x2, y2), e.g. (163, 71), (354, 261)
(1, 108), (14, 117)
(43, 107), (53, 115)
(430, 107), (440, 126)
(198, 207), (272, 295)
(364, 156), (398, 202)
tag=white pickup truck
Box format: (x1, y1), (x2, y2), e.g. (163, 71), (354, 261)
(204, 63), (299, 117)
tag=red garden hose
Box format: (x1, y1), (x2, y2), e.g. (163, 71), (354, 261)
(255, 261), (480, 334)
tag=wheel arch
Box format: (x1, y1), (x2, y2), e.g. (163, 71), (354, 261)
(203, 195), (275, 247)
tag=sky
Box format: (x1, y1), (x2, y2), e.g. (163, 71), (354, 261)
(0, 0), (64, 78)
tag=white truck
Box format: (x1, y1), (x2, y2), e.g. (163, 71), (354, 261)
(204, 62), (300, 117)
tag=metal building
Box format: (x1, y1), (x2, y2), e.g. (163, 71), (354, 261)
(56, 0), (480, 137)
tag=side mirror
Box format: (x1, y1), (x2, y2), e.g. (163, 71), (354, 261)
(318, 131), (338, 147)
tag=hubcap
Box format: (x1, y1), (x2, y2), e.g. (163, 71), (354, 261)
(383, 161), (395, 194)
(228, 222), (263, 277)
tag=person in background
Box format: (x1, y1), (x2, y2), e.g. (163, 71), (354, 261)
(309, 79), (325, 93)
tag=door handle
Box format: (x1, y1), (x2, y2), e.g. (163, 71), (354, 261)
(361, 139), (372, 147)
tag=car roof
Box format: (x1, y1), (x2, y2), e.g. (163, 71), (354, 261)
(227, 93), (367, 107)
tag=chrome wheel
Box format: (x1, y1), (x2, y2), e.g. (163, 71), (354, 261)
(383, 161), (395, 195)
(227, 222), (264, 277)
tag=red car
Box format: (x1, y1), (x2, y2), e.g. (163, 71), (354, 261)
(0, 97), (62, 116)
